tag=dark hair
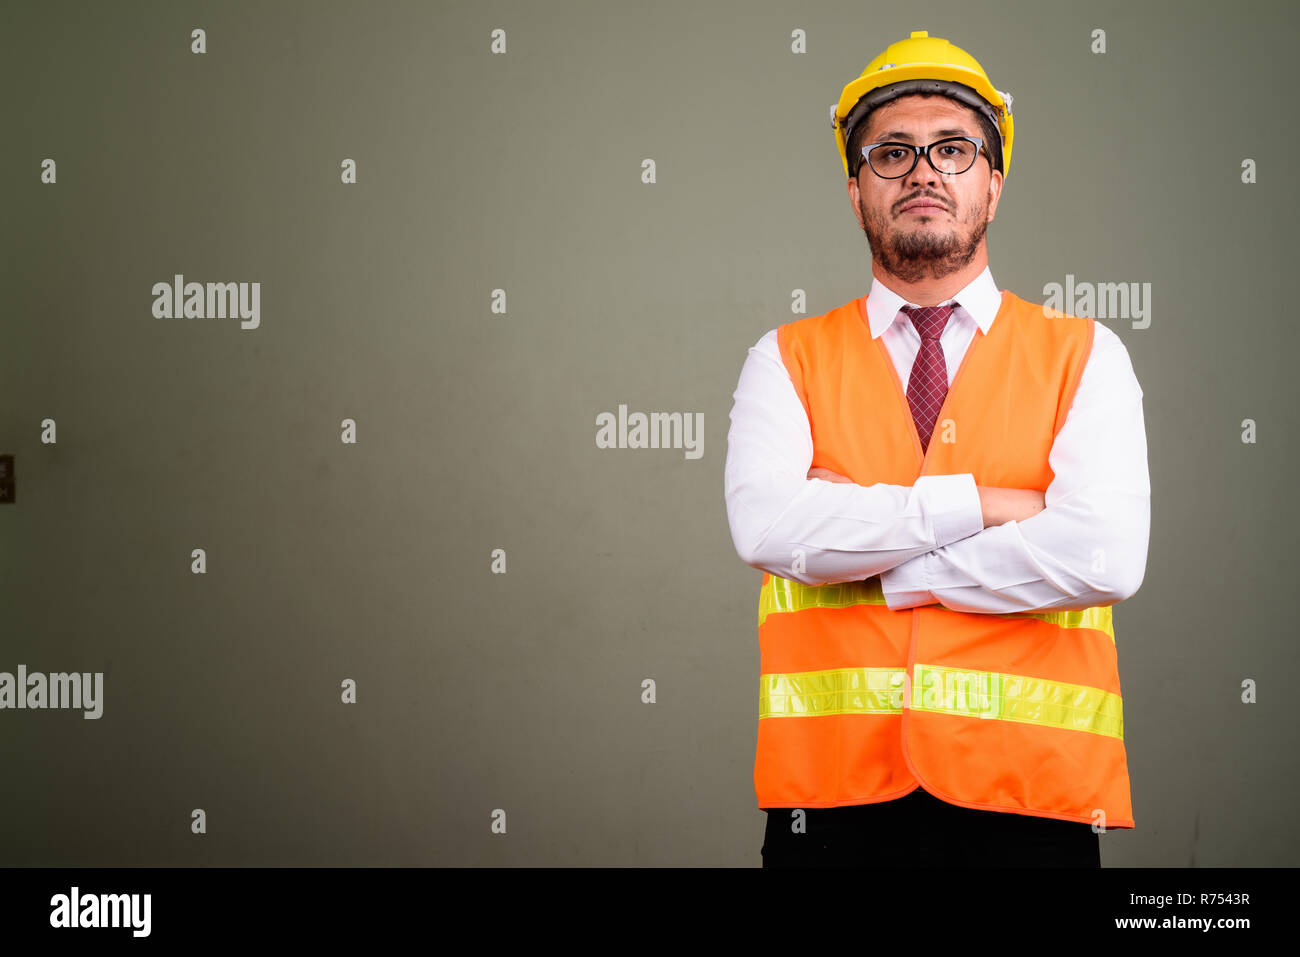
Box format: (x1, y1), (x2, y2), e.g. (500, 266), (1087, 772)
(847, 93), (1002, 180)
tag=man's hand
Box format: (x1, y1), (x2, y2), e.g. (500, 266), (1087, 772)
(976, 486), (1046, 527)
(807, 466), (854, 484)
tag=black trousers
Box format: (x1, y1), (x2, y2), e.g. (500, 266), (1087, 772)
(761, 786), (1101, 867)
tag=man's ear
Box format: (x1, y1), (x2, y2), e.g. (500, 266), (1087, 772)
(985, 169), (1004, 221)
(847, 176), (865, 229)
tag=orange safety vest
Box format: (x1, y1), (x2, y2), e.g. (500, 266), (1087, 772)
(755, 288), (1134, 829)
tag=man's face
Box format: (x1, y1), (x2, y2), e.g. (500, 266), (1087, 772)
(847, 95), (1003, 283)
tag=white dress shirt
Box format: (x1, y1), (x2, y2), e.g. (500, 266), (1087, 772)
(723, 265), (1151, 613)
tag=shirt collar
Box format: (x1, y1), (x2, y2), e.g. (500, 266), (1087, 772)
(863, 265), (1001, 339)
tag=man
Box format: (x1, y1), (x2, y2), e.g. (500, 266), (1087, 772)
(724, 31), (1150, 868)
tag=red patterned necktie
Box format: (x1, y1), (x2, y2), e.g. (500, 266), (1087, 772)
(900, 303), (955, 453)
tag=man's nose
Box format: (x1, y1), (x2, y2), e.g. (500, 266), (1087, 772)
(905, 151), (942, 190)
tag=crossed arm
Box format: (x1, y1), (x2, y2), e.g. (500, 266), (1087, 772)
(723, 324), (1151, 615)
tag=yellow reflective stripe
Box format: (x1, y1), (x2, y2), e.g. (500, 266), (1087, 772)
(759, 664), (1124, 740)
(758, 576), (1114, 643)
(913, 664), (1123, 739)
(1004, 605), (1115, 643)
(760, 667), (906, 718)
(758, 576), (886, 627)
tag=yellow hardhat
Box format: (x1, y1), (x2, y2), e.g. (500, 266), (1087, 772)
(831, 30), (1015, 181)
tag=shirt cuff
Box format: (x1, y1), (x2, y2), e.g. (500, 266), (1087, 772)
(915, 472), (983, 547)
(880, 553), (934, 610)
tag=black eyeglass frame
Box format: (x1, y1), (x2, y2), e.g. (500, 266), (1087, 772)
(857, 136), (988, 180)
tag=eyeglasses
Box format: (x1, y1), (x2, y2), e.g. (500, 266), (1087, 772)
(859, 136), (987, 179)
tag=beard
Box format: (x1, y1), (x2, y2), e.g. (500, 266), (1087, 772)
(861, 195), (987, 283)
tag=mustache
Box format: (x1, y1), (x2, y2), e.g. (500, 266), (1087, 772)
(897, 194), (950, 213)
